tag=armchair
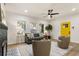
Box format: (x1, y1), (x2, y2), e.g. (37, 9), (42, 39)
(57, 36), (70, 49)
(32, 40), (51, 56)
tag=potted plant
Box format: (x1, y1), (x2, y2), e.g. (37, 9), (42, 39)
(45, 24), (53, 39)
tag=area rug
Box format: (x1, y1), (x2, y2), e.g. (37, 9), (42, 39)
(50, 42), (73, 56)
(7, 48), (21, 56)
(7, 42), (73, 56)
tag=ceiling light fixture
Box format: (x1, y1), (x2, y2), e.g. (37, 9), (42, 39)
(24, 10), (28, 13)
(72, 8), (76, 11)
(48, 15), (51, 19)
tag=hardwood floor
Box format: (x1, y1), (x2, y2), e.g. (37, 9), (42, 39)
(8, 43), (23, 49)
(51, 39), (79, 56)
(64, 45), (79, 56)
(7, 41), (79, 56)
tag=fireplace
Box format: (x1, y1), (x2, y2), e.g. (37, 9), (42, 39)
(0, 40), (7, 56)
(0, 23), (8, 56)
(2, 40), (7, 56)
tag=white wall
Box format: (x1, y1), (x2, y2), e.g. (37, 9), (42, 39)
(6, 12), (48, 45)
(51, 14), (79, 43)
(7, 12), (79, 44)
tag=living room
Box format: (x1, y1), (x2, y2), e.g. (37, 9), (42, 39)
(0, 3), (79, 56)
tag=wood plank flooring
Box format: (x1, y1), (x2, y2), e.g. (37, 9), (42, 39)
(8, 41), (76, 56)
(64, 45), (79, 56)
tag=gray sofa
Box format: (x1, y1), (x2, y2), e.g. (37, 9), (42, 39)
(25, 33), (44, 44)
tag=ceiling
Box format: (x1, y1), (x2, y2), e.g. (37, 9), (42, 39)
(5, 3), (79, 20)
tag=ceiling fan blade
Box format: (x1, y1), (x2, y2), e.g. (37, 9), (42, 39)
(51, 13), (59, 15)
(48, 12), (51, 15)
(48, 9), (53, 12)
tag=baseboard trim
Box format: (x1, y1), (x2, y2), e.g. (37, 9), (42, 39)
(70, 42), (79, 46)
(8, 42), (25, 46)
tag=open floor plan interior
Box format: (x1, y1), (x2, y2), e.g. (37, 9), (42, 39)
(0, 3), (79, 56)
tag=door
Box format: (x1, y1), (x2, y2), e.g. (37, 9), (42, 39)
(60, 21), (70, 37)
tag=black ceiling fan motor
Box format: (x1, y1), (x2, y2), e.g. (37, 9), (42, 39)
(48, 9), (59, 16)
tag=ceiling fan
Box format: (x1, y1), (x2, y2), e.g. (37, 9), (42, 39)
(43, 9), (59, 19)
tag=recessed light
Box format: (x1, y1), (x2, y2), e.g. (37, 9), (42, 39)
(72, 8), (76, 11)
(24, 10), (28, 13)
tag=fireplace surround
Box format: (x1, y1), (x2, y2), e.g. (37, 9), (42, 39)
(0, 23), (8, 56)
